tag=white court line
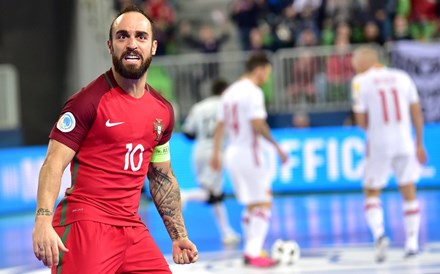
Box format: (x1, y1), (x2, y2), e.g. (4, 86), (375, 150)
(3, 243), (440, 274)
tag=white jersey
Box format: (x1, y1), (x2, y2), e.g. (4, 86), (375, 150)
(217, 78), (267, 148)
(351, 66), (419, 156)
(218, 78), (271, 205)
(182, 96), (221, 149)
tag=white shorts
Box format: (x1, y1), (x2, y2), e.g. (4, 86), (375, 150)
(193, 146), (223, 195)
(224, 145), (272, 205)
(363, 154), (421, 189)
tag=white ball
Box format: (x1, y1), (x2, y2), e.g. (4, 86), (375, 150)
(271, 239), (301, 265)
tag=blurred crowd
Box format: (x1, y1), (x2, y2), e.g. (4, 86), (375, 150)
(111, 0), (440, 128)
(113, 0), (440, 55)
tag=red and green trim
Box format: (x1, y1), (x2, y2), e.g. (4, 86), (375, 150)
(56, 224), (72, 274)
(59, 154), (80, 226)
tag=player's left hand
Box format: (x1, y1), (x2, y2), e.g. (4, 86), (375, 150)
(172, 237), (198, 264)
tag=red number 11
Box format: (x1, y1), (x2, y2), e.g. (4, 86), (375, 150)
(379, 88), (401, 123)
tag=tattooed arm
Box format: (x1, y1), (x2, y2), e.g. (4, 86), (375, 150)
(148, 160), (198, 264)
(147, 160), (187, 240)
(33, 139), (72, 267)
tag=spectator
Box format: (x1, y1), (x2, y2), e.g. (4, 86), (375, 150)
(180, 22), (230, 54)
(293, 2), (322, 42)
(249, 27), (273, 52)
(392, 15), (412, 41)
(363, 20), (384, 44)
(179, 21), (230, 101)
(326, 33), (354, 102)
(408, 0), (438, 41)
(229, 0), (265, 50)
(366, 0), (394, 42)
(287, 50), (319, 103)
(323, 0), (352, 25)
(320, 18), (335, 46)
(296, 27), (319, 47)
(142, 0), (177, 55)
(292, 111), (310, 128)
(271, 5), (297, 49)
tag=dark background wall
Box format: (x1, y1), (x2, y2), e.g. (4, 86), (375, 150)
(0, 1), (75, 145)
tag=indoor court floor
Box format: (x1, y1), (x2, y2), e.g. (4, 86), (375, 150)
(1, 189), (439, 274)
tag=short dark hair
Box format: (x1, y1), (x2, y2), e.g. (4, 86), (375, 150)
(108, 5), (155, 41)
(245, 52), (271, 73)
(211, 78), (229, 96)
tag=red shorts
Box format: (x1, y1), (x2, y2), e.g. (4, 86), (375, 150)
(52, 221), (171, 274)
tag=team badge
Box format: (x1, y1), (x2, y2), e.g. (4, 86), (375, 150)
(153, 118), (164, 141)
(56, 112), (76, 133)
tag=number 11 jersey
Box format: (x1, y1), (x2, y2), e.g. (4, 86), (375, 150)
(352, 66), (419, 156)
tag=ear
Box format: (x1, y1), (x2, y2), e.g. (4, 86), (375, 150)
(151, 40), (158, 56)
(107, 40), (112, 54)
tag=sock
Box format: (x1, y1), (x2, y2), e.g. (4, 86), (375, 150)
(244, 206), (271, 257)
(403, 200), (420, 251)
(241, 209), (250, 242)
(364, 197), (385, 241)
(212, 203), (235, 237)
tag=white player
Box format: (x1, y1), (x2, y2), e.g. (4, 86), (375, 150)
(211, 52), (288, 268)
(181, 79), (240, 245)
(351, 46), (427, 262)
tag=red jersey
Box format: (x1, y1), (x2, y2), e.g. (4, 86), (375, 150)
(50, 69), (174, 227)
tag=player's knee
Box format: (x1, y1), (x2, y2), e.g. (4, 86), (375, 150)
(207, 192), (225, 204)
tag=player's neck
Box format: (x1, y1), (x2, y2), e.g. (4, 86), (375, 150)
(243, 74), (260, 87)
(113, 69), (147, 98)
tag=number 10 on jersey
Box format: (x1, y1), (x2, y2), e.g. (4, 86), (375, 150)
(124, 143), (145, 171)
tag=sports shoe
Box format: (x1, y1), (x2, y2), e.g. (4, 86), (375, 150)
(222, 232), (241, 245)
(404, 249), (419, 259)
(244, 255), (278, 268)
(375, 235), (389, 263)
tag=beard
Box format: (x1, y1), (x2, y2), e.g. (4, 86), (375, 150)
(112, 50), (153, 80)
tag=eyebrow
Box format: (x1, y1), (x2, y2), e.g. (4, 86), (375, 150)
(115, 30), (149, 38)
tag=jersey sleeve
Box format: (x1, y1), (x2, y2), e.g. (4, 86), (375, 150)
(217, 98), (225, 122)
(406, 74), (419, 104)
(351, 75), (366, 113)
(49, 90), (98, 151)
(158, 99), (175, 146)
(248, 88), (267, 120)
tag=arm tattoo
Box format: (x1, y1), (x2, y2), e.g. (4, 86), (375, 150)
(36, 208), (53, 216)
(147, 165), (187, 240)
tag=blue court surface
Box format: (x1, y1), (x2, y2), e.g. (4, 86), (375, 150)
(1, 189), (439, 273)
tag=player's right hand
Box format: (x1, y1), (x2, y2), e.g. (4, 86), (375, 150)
(210, 154), (221, 171)
(276, 146), (288, 164)
(172, 237), (198, 264)
(416, 145), (427, 165)
(32, 219), (69, 268)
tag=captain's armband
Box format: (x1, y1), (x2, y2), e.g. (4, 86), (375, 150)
(151, 142), (170, 163)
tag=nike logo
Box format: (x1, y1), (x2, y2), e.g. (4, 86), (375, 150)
(105, 119), (124, 127)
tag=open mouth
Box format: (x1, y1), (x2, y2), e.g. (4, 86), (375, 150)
(123, 53), (141, 63)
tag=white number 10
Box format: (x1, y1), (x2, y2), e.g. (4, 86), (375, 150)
(124, 143), (145, 171)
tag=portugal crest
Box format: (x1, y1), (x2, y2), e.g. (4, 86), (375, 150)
(153, 118), (164, 141)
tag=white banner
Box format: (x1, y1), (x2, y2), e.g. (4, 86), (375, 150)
(391, 41), (440, 122)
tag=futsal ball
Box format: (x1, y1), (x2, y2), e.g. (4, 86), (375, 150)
(271, 239), (301, 265)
